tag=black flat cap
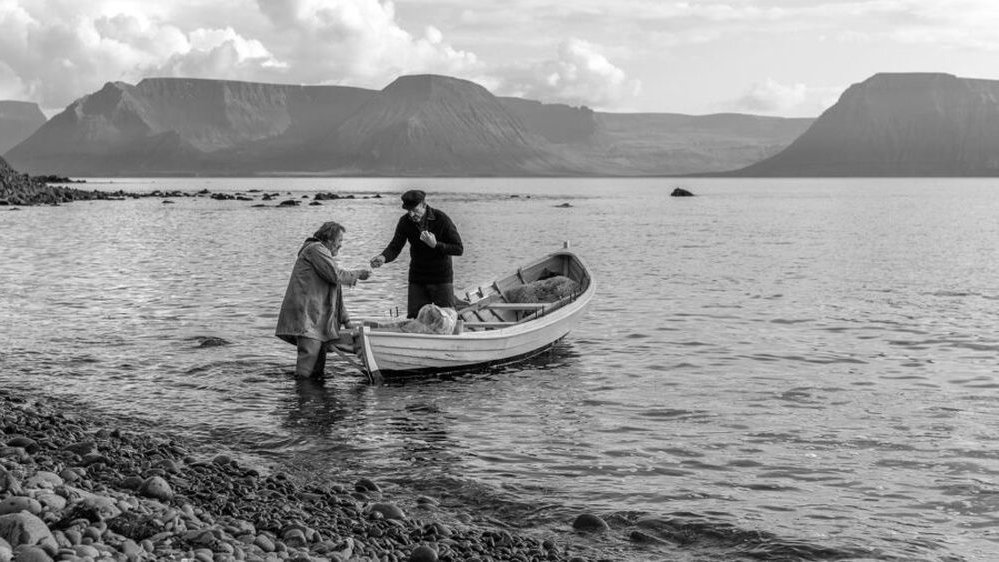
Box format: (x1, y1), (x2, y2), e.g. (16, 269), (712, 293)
(401, 189), (425, 210)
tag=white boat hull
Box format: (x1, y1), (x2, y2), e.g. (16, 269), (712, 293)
(353, 249), (594, 380)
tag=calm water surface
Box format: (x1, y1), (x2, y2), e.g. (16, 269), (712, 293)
(2, 178), (998, 561)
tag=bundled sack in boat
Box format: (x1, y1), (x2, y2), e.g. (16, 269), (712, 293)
(371, 304), (457, 334)
(505, 275), (579, 303)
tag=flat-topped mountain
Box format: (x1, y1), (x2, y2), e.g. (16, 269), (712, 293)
(732, 73), (999, 176)
(6, 75), (811, 176)
(0, 101), (46, 154)
(6, 78), (373, 175)
(316, 75), (573, 174)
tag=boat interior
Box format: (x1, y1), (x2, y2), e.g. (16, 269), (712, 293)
(456, 253), (590, 332)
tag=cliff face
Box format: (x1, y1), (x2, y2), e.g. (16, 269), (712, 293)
(320, 75), (572, 175)
(7, 74), (811, 176)
(0, 101), (46, 154)
(6, 78), (375, 175)
(733, 73), (999, 176)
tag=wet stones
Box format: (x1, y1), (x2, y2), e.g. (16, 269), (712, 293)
(0, 496), (42, 516)
(572, 512), (610, 532)
(5, 436), (38, 453)
(62, 441), (96, 457)
(368, 503), (406, 521)
(354, 478), (380, 493)
(138, 476), (173, 502)
(0, 387), (576, 562)
(409, 543), (438, 562)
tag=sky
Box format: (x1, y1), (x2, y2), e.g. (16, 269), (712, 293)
(2, 0), (998, 118)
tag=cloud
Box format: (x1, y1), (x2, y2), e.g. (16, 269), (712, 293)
(0, 0), (481, 111)
(0, 60), (28, 100)
(491, 38), (641, 109)
(729, 78), (840, 117)
(250, 0), (480, 86)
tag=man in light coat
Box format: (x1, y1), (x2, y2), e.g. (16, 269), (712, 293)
(276, 221), (370, 378)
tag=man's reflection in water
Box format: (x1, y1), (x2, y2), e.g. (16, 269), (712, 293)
(281, 376), (357, 437)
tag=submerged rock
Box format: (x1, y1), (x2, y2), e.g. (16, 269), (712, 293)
(196, 336), (232, 348)
(572, 512), (610, 532)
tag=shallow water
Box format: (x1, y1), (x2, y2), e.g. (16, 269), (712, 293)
(2, 177), (998, 560)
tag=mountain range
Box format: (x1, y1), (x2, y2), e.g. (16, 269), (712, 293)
(3, 75), (810, 177)
(6, 72), (999, 177)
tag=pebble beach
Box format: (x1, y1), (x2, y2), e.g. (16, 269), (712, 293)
(0, 389), (600, 562)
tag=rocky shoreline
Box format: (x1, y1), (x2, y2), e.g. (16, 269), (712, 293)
(0, 156), (383, 208)
(0, 389), (600, 562)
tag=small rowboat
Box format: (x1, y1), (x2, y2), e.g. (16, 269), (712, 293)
(347, 245), (594, 383)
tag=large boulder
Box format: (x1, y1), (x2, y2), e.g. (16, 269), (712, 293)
(0, 512), (57, 550)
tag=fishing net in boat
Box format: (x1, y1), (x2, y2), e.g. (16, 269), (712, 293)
(505, 275), (579, 303)
(371, 304), (457, 334)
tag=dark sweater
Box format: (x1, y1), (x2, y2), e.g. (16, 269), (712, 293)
(380, 206), (463, 284)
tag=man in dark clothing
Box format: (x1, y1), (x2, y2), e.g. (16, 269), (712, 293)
(370, 190), (464, 318)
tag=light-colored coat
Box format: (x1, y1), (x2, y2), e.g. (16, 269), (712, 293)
(276, 239), (362, 344)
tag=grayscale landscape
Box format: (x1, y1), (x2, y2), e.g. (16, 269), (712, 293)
(2, 3), (998, 562)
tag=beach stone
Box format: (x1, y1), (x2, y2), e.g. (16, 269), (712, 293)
(81, 453), (111, 466)
(670, 187), (695, 197)
(281, 528), (306, 548)
(0, 467), (22, 495)
(0, 497), (42, 517)
(138, 477), (173, 501)
(254, 534), (275, 553)
(409, 544), (438, 562)
(79, 493), (122, 519)
(11, 545), (51, 562)
(571, 513), (610, 533)
(0, 512), (56, 549)
(120, 539), (143, 559)
(63, 442), (96, 457)
(152, 459), (181, 473)
(73, 544), (99, 558)
(0, 537), (10, 562)
(56, 470), (79, 484)
(0, 448), (28, 463)
(414, 496), (438, 507)
(354, 479), (380, 493)
(25, 472), (62, 489)
(33, 494), (65, 513)
(211, 454), (232, 466)
(4, 437), (37, 453)
(62, 530), (81, 546)
(369, 503), (405, 521)
(120, 476), (144, 490)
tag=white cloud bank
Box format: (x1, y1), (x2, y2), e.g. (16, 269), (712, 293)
(0, 0), (482, 111)
(489, 39), (641, 109)
(0, 0), (640, 113)
(728, 78), (842, 117)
